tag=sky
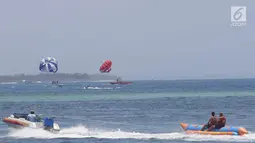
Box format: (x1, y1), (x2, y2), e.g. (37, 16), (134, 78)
(0, 0), (254, 80)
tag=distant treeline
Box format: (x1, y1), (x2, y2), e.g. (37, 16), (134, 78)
(0, 73), (117, 82)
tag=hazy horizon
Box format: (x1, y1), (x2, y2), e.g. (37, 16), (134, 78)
(0, 0), (254, 80)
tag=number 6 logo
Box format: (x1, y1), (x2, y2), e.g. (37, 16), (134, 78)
(233, 8), (243, 21)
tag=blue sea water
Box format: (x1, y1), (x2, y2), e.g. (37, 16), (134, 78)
(1, 79), (255, 143)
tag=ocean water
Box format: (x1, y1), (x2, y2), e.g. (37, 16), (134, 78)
(1, 79), (255, 143)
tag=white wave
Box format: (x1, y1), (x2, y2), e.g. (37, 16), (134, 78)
(90, 80), (114, 82)
(1, 82), (18, 85)
(5, 125), (255, 142)
(84, 87), (113, 90)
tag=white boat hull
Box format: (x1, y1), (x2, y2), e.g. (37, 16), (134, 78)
(2, 114), (60, 133)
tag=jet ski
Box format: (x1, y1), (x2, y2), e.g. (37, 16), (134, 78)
(52, 81), (63, 87)
(84, 85), (90, 89)
(2, 113), (60, 133)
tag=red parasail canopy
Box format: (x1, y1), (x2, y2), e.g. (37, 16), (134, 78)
(99, 60), (112, 73)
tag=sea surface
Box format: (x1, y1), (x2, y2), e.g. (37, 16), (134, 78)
(1, 79), (255, 143)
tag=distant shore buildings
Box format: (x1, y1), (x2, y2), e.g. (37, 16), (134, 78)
(0, 73), (117, 83)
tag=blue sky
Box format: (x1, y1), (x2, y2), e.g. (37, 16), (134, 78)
(0, 0), (254, 80)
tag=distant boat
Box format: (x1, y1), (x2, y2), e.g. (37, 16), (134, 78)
(109, 77), (133, 85)
(52, 81), (63, 87)
(21, 80), (32, 84)
(36, 81), (42, 83)
(109, 81), (133, 85)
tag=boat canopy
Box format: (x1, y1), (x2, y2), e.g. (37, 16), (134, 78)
(13, 113), (28, 119)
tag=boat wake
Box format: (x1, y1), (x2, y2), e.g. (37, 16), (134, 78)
(3, 125), (255, 142)
(1, 82), (18, 85)
(83, 87), (120, 90)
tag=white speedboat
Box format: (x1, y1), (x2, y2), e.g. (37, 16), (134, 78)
(2, 113), (60, 133)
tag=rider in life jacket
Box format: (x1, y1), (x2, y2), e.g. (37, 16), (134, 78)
(201, 112), (218, 131)
(215, 112), (226, 129)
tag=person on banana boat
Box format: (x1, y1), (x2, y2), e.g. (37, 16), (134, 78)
(201, 111), (218, 131)
(215, 112), (226, 129)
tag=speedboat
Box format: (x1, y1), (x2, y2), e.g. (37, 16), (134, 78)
(109, 77), (133, 85)
(180, 123), (248, 136)
(2, 113), (60, 133)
